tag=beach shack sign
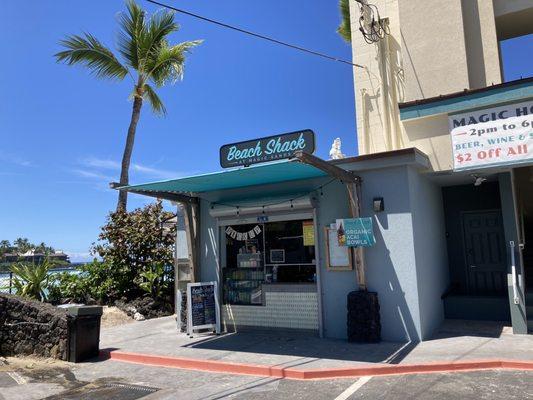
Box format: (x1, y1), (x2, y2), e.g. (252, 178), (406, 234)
(220, 129), (315, 168)
(450, 100), (533, 171)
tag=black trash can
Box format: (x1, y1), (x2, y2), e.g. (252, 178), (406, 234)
(66, 305), (103, 362)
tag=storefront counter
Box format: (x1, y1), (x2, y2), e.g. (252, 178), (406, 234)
(222, 283), (319, 332)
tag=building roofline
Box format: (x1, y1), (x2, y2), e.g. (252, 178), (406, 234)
(331, 147), (428, 166)
(398, 76), (533, 109)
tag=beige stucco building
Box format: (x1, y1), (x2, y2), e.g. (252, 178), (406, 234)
(349, 0), (532, 170)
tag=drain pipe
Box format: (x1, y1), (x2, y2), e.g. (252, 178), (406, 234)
(378, 38), (392, 151)
(382, 27), (399, 150)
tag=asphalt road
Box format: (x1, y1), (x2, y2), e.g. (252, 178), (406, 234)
(1, 357), (532, 400)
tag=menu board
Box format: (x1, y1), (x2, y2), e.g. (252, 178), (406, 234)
(186, 281), (220, 335)
(325, 227), (353, 271)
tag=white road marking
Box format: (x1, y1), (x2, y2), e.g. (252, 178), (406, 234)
(334, 376), (372, 400)
(7, 371), (27, 385)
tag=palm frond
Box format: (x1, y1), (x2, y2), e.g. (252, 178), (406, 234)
(138, 9), (178, 71)
(143, 83), (166, 115)
(337, 0), (352, 43)
(146, 40), (202, 86)
(118, 0), (146, 69)
(55, 33), (129, 80)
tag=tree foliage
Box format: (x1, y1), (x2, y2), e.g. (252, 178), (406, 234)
(337, 0), (352, 43)
(55, 0), (201, 210)
(48, 202), (176, 304)
(0, 238), (55, 256)
(91, 201), (176, 299)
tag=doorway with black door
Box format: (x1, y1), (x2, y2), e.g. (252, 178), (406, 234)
(442, 181), (511, 322)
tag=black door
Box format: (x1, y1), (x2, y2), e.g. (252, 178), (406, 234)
(462, 211), (507, 295)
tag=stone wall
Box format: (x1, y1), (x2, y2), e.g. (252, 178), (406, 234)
(0, 294), (71, 360)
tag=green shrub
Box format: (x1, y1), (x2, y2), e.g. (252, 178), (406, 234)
(49, 202), (177, 305)
(48, 272), (83, 303)
(137, 262), (173, 299)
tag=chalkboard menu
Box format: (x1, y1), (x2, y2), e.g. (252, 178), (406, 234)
(186, 281), (220, 336)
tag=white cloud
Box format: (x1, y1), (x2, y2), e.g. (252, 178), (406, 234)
(0, 151), (33, 167)
(78, 157), (186, 181)
(131, 163), (177, 180)
(82, 157), (120, 170)
(73, 169), (115, 182)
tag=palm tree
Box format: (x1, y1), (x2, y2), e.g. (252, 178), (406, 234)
(55, 0), (201, 211)
(337, 0), (352, 43)
(13, 237), (32, 253)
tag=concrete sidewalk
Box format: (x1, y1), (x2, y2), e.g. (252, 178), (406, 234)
(99, 316), (533, 375)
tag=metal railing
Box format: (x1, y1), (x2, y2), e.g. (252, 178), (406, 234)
(0, 272), (13, 294)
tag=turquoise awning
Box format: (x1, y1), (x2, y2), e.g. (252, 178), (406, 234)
(120, 161), (328, 196)
(399, 77), (533, 120)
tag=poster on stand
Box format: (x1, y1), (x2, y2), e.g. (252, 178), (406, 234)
(186, 281), (220, 337)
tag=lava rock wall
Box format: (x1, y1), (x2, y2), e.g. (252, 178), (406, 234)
(0, 294), (71, 360)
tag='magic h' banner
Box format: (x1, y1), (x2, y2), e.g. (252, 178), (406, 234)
(449, 100), (533, 171)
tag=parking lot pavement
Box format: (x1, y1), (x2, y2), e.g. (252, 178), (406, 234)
(345, 370), (533, 400)
(2, 357), (533, 400)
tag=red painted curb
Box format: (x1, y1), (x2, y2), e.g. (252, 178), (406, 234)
(99, 350), (533, 380)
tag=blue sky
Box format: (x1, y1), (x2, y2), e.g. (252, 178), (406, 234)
(0, 1), (532, 261)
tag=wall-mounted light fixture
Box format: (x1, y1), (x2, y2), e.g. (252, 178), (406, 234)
(373, 197), (384, 212)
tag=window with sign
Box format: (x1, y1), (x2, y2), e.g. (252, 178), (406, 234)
(223, 219), (316, 306)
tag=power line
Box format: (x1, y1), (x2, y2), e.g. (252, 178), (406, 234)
(144, 0), (364, 69)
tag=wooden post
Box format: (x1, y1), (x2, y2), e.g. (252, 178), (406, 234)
(347, 182), (367, 290)
(183, 201), (200, 283)
(174, 205), (180, 315)
(292, 151), (367, 290)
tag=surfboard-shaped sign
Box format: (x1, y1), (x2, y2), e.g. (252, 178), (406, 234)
(220, 129), (316, 168)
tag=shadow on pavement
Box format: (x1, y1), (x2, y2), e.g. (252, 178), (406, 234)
(183, 330), (413, 364)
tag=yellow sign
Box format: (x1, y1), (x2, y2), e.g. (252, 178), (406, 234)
(303, 221), (314, 246)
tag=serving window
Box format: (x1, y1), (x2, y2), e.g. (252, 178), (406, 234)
(222, 219), (316, 306)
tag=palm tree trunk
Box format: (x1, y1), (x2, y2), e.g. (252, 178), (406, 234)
(117, 89), (143, 211)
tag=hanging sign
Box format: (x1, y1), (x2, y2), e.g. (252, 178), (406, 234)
(302, 221), (315, 246)
(219, 129), (316, 168)
(186, 281), (220, 337)
(449, 100), (533, 171)
(336, 218), (376, 247)
(225, 225), (262, 240)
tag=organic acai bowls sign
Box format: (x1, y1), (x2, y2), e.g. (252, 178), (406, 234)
(219, 129), (315, 168)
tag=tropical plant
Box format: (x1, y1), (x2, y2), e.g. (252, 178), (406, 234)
(10, 258), (55, 301)
(55, 0), (202, 211)
(48, 260), (121, 304)
(138, 262), (169, 299)
(337, 0), (352, 43)
(48, 271), (89, 304)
